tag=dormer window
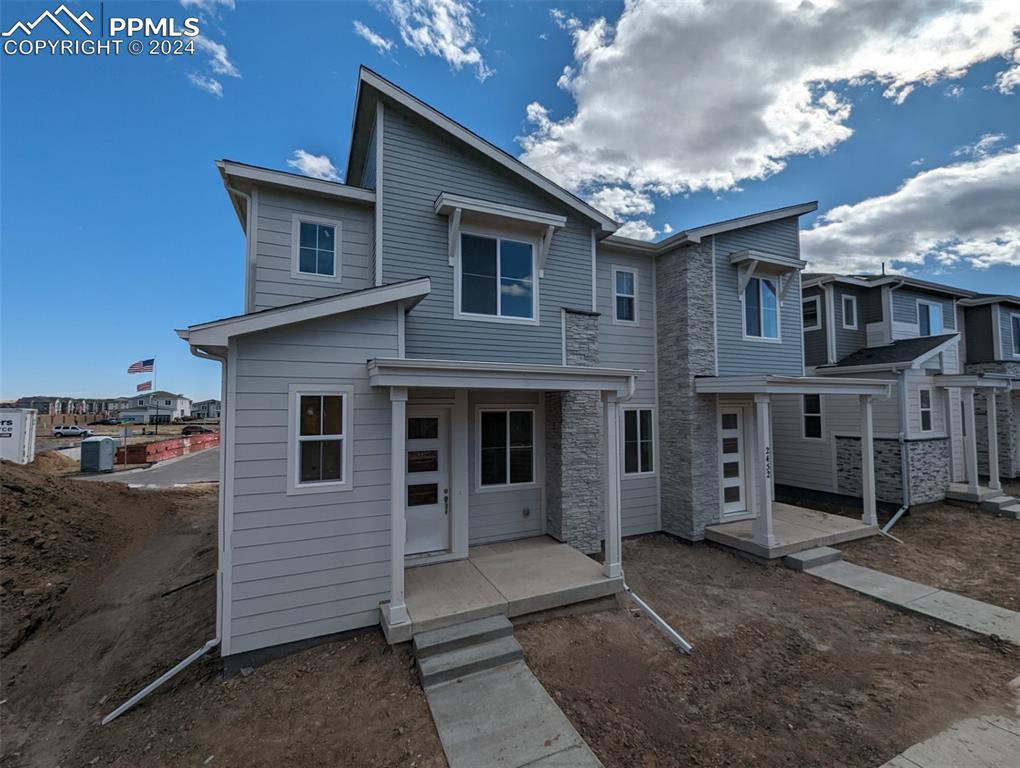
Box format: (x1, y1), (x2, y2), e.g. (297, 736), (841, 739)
(841, 295), (858, 330)
(918, 301), (943, 336)
(744, 277), (779, 340)
(457, 231), (537, 322)
(291, 215), (342, 281)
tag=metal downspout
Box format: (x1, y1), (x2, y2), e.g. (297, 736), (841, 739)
(883, 368), (911, 533)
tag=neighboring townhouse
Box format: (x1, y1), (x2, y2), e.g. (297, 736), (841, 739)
(192, 398), (222, 419)
(119, 391), (192, 424)
(177, 67), (892, 662)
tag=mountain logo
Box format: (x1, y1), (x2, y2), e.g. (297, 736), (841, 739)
(2, 4), (94, 37)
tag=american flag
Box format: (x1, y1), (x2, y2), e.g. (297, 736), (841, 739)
(128, 358), (155, 374)
(136, 380), (153, 392)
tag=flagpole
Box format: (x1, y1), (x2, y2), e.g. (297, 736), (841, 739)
(153, 358), (159, 435)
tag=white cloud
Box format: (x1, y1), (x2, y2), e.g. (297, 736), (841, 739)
(945, 84), (964, 97)
(353, 20), (395, 53)
(187, 73), (222, 98)
(615, 220), (658, 241)
(994, 47), (1020, 93)
(910, 158), (924, 166)
(180, 0), (235, 14)
(287, 150), (341, 182)
(954, 132), (1006, 158)
(195, 36), (241, 78)
(802, 146), (1020, 273)
(587, 187), (655, 220)
(382, 0), (492, 81)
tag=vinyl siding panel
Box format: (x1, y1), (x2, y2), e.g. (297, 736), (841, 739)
(253, 188), (375, 312)
(999, 304), (1019, 360)
(891, 288), (956, 331)
(713, 218), (805, 376)
(964, 305), (995, 362)
(379, 104), (594, 364)
(803, 287), (827, 367)
(226, 304), (399, 654)
(832, 285), (867, 360)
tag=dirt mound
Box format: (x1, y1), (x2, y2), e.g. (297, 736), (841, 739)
(28, 450), (79, 474)
(0, 461), (172, 655)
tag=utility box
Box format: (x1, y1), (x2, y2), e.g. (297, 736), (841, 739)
(0, 408), (37, 465)
(81, 436), (117, 473)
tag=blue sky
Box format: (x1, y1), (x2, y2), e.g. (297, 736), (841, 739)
(2, 0), (1018, 401)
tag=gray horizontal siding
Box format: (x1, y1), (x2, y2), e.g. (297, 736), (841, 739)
(964, 305), (995, 363)
(380, 104), (594, 364)
(832, 284), (867, 361)
(253, 188), (375, 312)
(227, 304), (399, 655)
(891, 288), (956, 330)
(803, 287), (827, 367)
(713, 218), (805, 376)
(998, 304), (1018, 360)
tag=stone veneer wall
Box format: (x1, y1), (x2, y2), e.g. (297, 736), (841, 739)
(966, 362), (1020, 480)
(544, 309), (603, 553)
(655, 243), (720, 540)
(836, 436), (951, 506)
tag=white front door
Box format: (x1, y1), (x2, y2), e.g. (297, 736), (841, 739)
(405, 408), (451, 556)
(719, 407), (748, 516)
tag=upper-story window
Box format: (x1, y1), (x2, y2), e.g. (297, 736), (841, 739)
(613, 267), (638, 324)
(1010, 312), (1020, 356)
(841, 295), (858, 330)
(802, 296), (821, 331)
(458, 231), (536, 323)
(919, 388), (933, 432)
(744, 276), (779, 340)
(291, 215), (342, 281)
(917, 301), (943, 336)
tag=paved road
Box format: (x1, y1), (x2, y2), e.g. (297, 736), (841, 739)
(83, 447), (220, 487)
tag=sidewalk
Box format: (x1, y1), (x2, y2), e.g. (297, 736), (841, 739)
(880, 715), (1020, 767)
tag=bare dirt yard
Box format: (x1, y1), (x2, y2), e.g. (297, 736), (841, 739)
(840, 501), (1020, 612)
(518, 534), (1019, 768)
(0, 462), (443, 768)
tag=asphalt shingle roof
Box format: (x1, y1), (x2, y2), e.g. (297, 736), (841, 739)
(819, 334), (958, 370)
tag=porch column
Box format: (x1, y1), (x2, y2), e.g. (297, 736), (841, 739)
(962, 387), (979, 493)
(986, 389), (1000, 491)
(859, 395), (877, 526)
(384, 386), (409, 627)
(752, 394), (775, 548)
(603, 392), (623, 578)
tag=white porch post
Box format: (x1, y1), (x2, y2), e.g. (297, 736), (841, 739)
(752, 394), (775, 548)
(603, 392), (623, 579)
(384, 386), (409, 626)
(859, 395), (877, 526)
(986, 389), (1000, 491)
(962, 387), (979, 494)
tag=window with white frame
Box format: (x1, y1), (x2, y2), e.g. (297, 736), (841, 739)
(623, 408), (654, 474)
(459, 232), (535, 321)
(288, 386), (352, 493)
(292, 216), (340, 279)
(1011, 312), (1020, 356)
(479, 409), (534, 487)
(802, 296), (821, 331)
(919, 388), (933, 432)
(744, 276), (779, 339)
(918, 301), (944, 336)
(613, 267), (637, 323)
(803, 394), (822, 439)
(842, 295), (858, 329)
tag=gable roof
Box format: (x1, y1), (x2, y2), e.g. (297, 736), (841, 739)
(959, 293), (1020, 309)
(346, 67), (618, 232)
(803, 273), (974, 298)
(817, 333), (959, 372)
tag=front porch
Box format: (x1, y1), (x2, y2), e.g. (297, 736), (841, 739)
(381, 537), (624, 642)
(705, 503), (878, 559)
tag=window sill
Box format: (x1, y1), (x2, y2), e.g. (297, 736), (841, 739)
(455, 311), (539, 327)
(611, 318), (640, 327)
(289, 270), (343, 284)
(286, 480), (353, 496)
(623, 471), (656, 479)
(742, 335), (783, 344)
(474, 481), (541, 494)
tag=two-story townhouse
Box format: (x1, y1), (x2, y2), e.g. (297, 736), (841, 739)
(119, 391), (192, 424)
(177, 68), (891, 664)
(192, 398), (222, 419)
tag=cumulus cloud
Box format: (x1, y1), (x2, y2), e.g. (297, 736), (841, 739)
(353, 20), (395, 53)
(954, 132), (1006, 158)
(520, 0), (1020, 237)
(587, 187), (655, 220)
(180, 0), (235, 14)
(287, 150), (341, 182)
(187, 73), (223, 98)
(181, 1), (241, 96)
(381, 0), (491, 81)
(802, 146), (1020, 273)
(195, 36), (241, 78)
(615, 220), (659, 241)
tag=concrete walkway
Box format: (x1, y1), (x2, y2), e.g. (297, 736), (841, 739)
(424, 660), (602, 767)
(806, 560), (1020, 645)
(78, 447), (219, 487)
(880, 716), (1020, 767)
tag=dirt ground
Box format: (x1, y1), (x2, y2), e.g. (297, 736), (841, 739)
(518, 534), (1019, 768)
(0, 464), (443, 768)
(840, 501), (1020, 612)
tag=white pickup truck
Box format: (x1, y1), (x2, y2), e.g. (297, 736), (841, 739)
(52, 425), (94, 438)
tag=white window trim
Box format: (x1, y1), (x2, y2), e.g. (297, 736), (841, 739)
(286, 383), (354, 496)
(621, 405), (656, 476)
(802, 295), (821, 332)
(611, 266), (639, 326)
(474, 405), (539, 492)
(740, 275), (782, 343)
(917, 299), (944, 337)
(918, 387), (934, 433)
(802, 394), (824, 440)
(454, 225), (540, 326)
(841, 294), (858, 330)
(290, 213), (344, 283)
(1009, 312), (1020, 358)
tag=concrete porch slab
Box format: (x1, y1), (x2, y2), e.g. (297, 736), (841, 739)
(405, 560), (506, 634)
(947, 483), (1001, 503)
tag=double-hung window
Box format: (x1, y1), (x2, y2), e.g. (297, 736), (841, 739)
(802, 296), (821, 331)
(1010, 313), (1020, 356)
(613, 267), (637, 324)
(919, 389), (933, 432)
(842, 295), (857, 330)
(918, 301), (943, 336)
(479, 409), (534, 487)
(802, 394), (822, 439)
(460, 232), (535, 321)
(288, 385), (353, 494)
(292, 215), (341, 280)
(623, 408), (654, 475)
(744, 276), (779, 340)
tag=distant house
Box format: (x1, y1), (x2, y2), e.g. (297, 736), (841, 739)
(192, 399), (221, 419)
(118, 391), (192, 424)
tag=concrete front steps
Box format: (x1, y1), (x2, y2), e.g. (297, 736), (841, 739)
(414, 615), (523, 688)
(783, 546), (843, 571)
(980, 494), (1020, 520)
(947, 483), (1020, 519)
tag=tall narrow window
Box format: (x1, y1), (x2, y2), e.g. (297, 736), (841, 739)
(802, 296), (821, 331)
(479, 409), (534, 487)
(842, 295), (858, 329)
(1010, 313), (1020, 356)
(614, 268), (637, 323)
(919, 389), (933, 432)
(292, 216), (341, 279)
(460, 233), (535, 320)
(918, 302), (943, 336)
(803, 394), (822, 439)
(623, 408), (654, 474)
(744, 277), (779, 339)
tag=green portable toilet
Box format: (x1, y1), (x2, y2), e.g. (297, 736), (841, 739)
(81, 436), (116, 473)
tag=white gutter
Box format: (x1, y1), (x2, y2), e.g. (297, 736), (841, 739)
(625, 585), (693, 653)
(883, 368), (911, 534)
(225, 183), (255, 313)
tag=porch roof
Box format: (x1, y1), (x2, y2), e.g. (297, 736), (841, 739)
(368, 358), (640, 396)
(694, 374), (892, 397)
(932, 373), (1014, 390)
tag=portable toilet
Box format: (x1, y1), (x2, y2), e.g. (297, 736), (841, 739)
(81, 436), (117, 473)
